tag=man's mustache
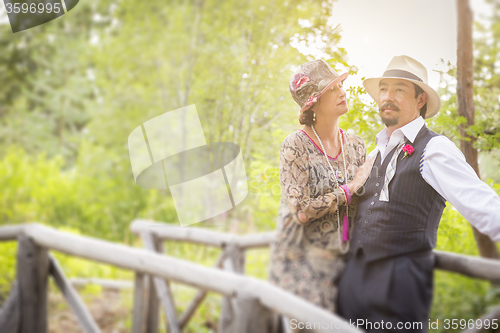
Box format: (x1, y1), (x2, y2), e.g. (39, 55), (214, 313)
(379, 102), (400, 112)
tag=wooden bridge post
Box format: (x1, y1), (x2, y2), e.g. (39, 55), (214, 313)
(137, 231), (183, 333)
(222, 292), (275, 333)
(147, 235), (180, 333)
(133, 234), (162, 333)
(132, 271), (162, 333)
(219, 242), (246, 333)
(133, 272), (149, 333)
(17, 234), (49, 333)
(0, 281), (20, 333)
(146, 274), (161, 333)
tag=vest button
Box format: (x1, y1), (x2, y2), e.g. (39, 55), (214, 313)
(364, 220), (368, 224)
(374, 193), (378, 197)
(367, 210), (371, 215)
(370, 201), (375, 205)
(376, 182), (380, 187)
(362, 229), (367, 234)
(378, 173), (381, 178)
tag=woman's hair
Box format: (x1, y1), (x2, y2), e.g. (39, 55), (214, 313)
(299, 108), (315, 126)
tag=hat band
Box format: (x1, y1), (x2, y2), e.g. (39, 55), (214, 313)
(382, 69), (423, 82)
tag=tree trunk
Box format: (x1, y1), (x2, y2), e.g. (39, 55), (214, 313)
(456, 0), (499, 259)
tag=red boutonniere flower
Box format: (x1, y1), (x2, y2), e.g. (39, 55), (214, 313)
(401, 144), (415, 160)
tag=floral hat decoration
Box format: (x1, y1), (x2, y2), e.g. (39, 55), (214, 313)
(289, 59), (348, 113)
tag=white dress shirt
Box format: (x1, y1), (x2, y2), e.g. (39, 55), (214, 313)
(371, 116), (500, 242)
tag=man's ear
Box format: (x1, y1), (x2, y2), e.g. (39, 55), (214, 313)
(417, 91), (428, 109)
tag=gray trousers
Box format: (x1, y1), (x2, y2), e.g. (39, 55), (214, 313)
(337, 248), (434, 333)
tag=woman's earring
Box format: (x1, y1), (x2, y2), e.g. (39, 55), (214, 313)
(312, 112), (316, 122)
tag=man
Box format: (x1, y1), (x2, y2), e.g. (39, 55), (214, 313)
(337, 55), (500, 332)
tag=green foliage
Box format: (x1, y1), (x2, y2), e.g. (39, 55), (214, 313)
(0, 0), (112, 164)
(428, 4), (500, 325)
(0, 242), (17, 304)
(341, 84), (384, 152)
(471, 0), (500, 152)
(433, 0), (500, 181)
(76, 0), (354, 233)
(430, 204), (494, 331)
(0, 146), (150, 241)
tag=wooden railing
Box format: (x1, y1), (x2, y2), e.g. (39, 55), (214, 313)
(0, 223), (361, 333)
(130, 219), (500, 333)
(130, 219), (276, 333)
(1, 221), (500, 333)
(130, 219), (500, 281)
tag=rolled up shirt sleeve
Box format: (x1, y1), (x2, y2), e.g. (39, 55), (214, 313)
(420, 136), (500, 241)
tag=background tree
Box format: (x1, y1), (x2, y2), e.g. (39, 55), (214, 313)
(456, 0), (499, 259)
(0, 0), (112, 164)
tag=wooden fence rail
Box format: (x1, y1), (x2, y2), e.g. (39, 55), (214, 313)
(0, 223), (362, 333)
(2, 221), (500, 333)
(131, 219), (500, 282)
(69, 278), (133, 290)
(130, 219), (275, 249)
(130, 219), (500, 333)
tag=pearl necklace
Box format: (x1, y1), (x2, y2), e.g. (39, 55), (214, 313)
(311, 125), (350, 254)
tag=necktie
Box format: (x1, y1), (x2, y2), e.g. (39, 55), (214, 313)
(379, 138), (407, 202)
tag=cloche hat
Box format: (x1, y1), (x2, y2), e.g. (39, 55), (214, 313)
(289, 59), (348, 113)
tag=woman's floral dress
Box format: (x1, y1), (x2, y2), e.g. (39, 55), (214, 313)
(269, 128), (366, 313)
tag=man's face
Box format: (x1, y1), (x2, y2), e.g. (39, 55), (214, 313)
(377, 79), (426, 129)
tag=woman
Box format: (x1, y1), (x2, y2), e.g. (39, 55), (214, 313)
(269, 59), (370, 315)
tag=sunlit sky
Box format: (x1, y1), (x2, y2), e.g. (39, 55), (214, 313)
(329, 0), (491, 91)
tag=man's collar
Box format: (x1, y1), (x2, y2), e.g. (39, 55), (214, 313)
(376, 116), (425, 145)
(399, 116), (425, 143)
(375, 128), (389, 146)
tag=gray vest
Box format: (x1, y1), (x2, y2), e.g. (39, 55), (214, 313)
(351, 126), (446, 262)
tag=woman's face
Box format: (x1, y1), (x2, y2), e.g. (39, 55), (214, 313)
(313, 80), (348, 118)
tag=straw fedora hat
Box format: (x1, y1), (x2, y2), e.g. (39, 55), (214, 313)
(363, 55), (441, 118)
